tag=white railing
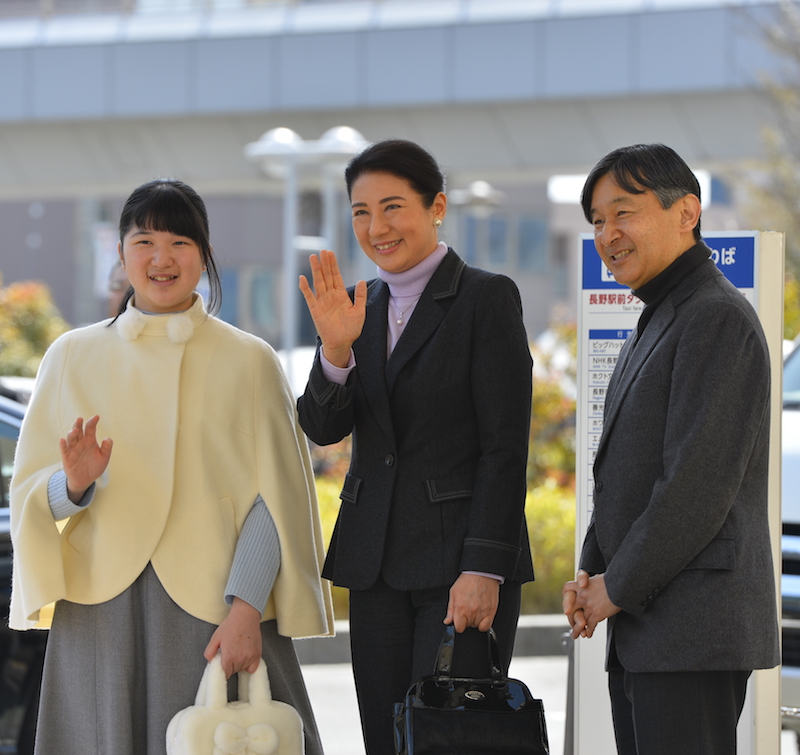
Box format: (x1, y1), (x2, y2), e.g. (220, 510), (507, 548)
(0, 0), (305, 18)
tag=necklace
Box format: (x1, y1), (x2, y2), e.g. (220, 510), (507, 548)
(394, 303), (409, 326)
(392, 295), (420, 326)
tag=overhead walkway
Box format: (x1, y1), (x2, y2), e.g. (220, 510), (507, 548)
(0, 0), (784, 199)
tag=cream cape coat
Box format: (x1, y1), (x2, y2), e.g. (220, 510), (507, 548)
(10, 297), (333, 638)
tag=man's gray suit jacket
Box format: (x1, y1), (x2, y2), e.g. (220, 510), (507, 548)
(580, 253), (780, 673)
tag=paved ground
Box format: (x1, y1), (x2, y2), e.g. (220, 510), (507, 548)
(302, 656), (800, 755)
(301, 655), (568, 755)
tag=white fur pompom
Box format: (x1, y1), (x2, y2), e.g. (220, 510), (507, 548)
(167, 311), (195, 344)
(117, 308), (146, 341)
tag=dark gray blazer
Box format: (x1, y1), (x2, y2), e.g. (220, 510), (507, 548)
(580, 255), (780, 673)
(298, 249), (534, 591)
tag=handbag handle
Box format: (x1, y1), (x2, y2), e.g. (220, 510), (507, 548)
(195, 655), (273, 709)
(433, 625), (503, 680)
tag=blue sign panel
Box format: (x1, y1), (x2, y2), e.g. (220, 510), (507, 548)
(703, 235), (755, 288)
(581, 239), (623, 289)
(588, 329), (635, 340)
(582, 234), (755, 290)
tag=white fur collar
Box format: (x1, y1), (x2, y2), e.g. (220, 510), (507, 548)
(116, 295), (206, 344)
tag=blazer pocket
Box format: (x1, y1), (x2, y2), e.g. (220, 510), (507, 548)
(425, 479), (473, 503)
(685, 537), (736, 571)
(340, 473), (363, 505)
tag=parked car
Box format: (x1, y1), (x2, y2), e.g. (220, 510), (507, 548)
(0, 393), (45, 755)
(782, 342), (800, 738)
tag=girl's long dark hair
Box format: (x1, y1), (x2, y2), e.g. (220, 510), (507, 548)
(113, 178), (222, 319)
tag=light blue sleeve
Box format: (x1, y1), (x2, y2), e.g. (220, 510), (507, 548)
(224, 494), (281, 615)
(47, 470), (95, 521)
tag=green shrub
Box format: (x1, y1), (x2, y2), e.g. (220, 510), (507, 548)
(528, 324), (577, 490)
(315, 476), (350, 619)
(787, 272), (800, 341)
(521, 481), (576, 614)
(0, 281), (69, 376)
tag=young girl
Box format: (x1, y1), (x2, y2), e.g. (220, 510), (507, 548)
(10, 179), (333, 755)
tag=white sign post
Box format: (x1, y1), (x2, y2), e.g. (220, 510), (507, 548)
(573, 231), (784, 755)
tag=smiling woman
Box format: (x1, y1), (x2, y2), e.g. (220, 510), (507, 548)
(297, 139), (534, 755)
(349, 171), (446, 275)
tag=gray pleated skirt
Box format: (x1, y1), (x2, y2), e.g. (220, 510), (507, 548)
(34, 564), (323, 755)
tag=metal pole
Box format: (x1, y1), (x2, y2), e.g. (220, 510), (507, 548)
(281, 155), (299, 386)
(321, 163), (338, 254)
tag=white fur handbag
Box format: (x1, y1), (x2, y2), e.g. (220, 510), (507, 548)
(166, 655), (304, 755)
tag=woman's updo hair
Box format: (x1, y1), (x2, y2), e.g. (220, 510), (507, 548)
(344, 139), (446, 208)
(115, 178), (222, 316)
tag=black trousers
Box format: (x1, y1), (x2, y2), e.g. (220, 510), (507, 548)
(608, 643), (751, 755)
(348, 576), (521, 755)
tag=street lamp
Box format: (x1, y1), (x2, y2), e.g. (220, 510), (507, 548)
(244, 126), (369, 374)
(449, 180), (505, 218)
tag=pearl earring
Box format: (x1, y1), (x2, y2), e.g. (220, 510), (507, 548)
(433, 218), (442, 227)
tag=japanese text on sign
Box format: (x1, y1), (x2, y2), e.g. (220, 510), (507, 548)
(709, 246), (736, 266)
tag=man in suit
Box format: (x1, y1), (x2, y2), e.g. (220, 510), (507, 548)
(563, 143), (779, 755)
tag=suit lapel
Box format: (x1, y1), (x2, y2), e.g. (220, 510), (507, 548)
(595, 299), (675, 461)
(385, 251), (465, 394)
(354, 279), (395, 441)
(604, 329), (638, 411)
(596, 260), (721, 462)
(594, 258), (728, 475)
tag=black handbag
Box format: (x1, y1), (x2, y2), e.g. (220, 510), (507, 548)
(393, 625), (549, 755)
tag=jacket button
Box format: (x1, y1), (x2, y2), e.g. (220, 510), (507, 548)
(385, 454), (395, 467)
(595, 481), (603, 493)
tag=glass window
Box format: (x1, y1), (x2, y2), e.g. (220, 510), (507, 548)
(710, 176), (732, 206)
(343, 212), (360, 264)
(488, 215), (508, 266)
(250, 269), (279, 337)
(518, 215), (549, 273)
(461, 214), (479, 264)
(218, 268), (239, 327)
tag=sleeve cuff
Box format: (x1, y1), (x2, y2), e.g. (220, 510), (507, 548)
(47, 470), (95, 521)
(320, 348), (356, 386)
(463, 571), (505, 585)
